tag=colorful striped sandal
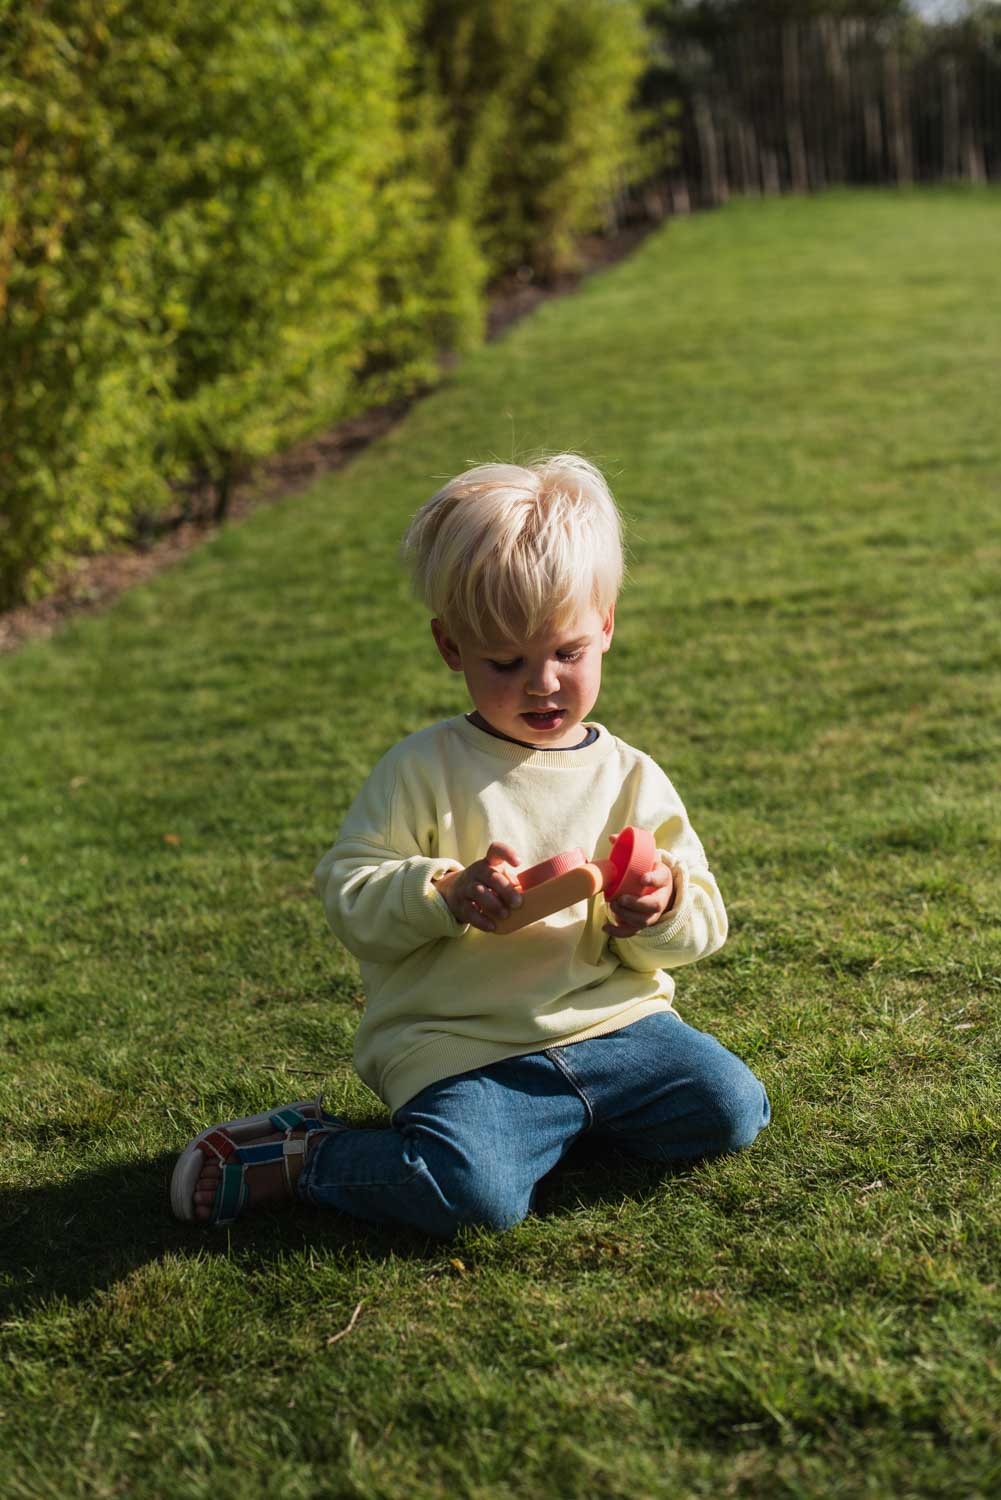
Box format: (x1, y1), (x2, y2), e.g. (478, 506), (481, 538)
(170, 1099), (344, 1225)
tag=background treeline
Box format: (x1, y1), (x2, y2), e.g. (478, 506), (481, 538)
(645, 1), (1001, 207)
(0, 0), (652, 608)
(3, 1), (1000, 610)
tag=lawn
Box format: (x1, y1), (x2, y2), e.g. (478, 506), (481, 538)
(1, 187), (999, 1499)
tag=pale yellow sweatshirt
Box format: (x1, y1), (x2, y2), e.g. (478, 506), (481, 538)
(314, 715), (728, 1113)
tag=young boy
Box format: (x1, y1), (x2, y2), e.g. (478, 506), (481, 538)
(172, 454), (769, 1235)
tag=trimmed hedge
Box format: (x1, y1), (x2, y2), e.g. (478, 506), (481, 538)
(418, 0), (651, 277)
(0, 0), (649, 608)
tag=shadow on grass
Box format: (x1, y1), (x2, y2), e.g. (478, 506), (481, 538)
(2, 1139), (690, 1316)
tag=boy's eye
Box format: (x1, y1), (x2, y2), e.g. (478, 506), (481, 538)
(487, 649), (582, 672)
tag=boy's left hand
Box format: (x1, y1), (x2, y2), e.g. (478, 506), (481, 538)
(602, 861), (675, 938)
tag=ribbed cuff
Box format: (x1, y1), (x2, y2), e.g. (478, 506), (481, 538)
(622, 858), (691, 947)
(403, 857), (468, 938)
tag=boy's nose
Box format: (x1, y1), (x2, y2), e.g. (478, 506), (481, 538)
(526, 662), (559, 695)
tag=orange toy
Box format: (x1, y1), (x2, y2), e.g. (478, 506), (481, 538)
(490, 826), (660, 935)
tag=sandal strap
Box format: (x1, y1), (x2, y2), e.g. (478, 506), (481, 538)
(282, 1133), (308, 1195)
(197, 1128), (239, 1167)
(269, 1110), (338, 1195)
(215, 1161), (248, 1223)
(271, 1106), (313, 1131)
(279, 1121), (338, 1192)
(199, 1123), (334, 1224)
(193, 1108), (345, 1226)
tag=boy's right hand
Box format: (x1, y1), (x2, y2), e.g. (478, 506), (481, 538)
(433, 843), (523, 933)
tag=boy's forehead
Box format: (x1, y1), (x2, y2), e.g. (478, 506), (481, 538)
(474, 609), (602, 653)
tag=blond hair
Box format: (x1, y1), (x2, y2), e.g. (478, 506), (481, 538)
(401, 454), (624, 643)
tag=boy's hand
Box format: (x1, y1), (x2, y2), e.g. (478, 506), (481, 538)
(602, 861), (675, 938)
(434, 842), (523, 933)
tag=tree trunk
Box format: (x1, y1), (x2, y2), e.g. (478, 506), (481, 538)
(783, 22), (809, 192)
(942, 54), (962, 179)
(959, 58), (985, 182)
(885, 44), (913, 186)
(761, 146), (781, 195)
(864, 98), (884, 181)
(694, 94), (725, 205)
(213, 465), (233, 524)
(821, 17), (848, 186)
(737, 119), (760, 195)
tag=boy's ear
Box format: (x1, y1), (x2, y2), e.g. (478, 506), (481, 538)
(431, 618), (464, 672)
(601, 604), (615, 652)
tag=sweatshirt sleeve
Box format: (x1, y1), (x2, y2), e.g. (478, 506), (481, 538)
(314, 753), (466, 965)
(609, 759), (728, 976)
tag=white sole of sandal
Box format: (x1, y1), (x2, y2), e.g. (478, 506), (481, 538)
(170, 1099), (325, 1223)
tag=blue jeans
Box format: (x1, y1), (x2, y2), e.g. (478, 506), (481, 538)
(297, 1012), (769, 1238)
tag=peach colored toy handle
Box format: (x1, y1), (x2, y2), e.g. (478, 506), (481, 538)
(493, 861), (605, 934)
(489, 827), (659, 935)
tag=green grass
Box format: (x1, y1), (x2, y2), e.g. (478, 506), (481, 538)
(2, 186), (1000, 1498)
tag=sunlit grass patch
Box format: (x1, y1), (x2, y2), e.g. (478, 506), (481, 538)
(2, 187), (999, 1498)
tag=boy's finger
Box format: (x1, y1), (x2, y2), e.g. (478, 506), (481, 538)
(603, 920), (644, 937)
(480, 846), (523, 906)
(613, 894), (645, 912)
(484, 841), (521, 868)
(608, 896), (660, 928)
(472, 882), (507, 918)
(495, 880), (522, 908)
(461, 895), (496, 931)
(473, 868), (521, 909)
(620, 892), (661, 913)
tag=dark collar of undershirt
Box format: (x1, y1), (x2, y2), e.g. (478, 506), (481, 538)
(466, 711), (598, 751)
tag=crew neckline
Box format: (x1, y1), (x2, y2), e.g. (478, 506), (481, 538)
(450, 713), (615, 769)
(465, 712), (599, 753)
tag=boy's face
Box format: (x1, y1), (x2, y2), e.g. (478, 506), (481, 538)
(431, 605), (615, 749)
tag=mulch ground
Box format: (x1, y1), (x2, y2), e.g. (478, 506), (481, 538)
(0, 222), (658, 656)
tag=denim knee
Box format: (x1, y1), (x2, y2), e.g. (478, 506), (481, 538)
(302, 1138), (530, 1238)
(437, 1170), (529, 1236)
(711, 1066), (770, 1153)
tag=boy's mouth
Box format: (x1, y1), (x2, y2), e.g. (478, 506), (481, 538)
(521, 709), (565, 731)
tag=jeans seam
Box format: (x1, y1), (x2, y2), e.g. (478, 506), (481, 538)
(542, 1047), (596, 1130)
(298, 1131), (430, 1201)
(300, 1161), (427, 1205)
